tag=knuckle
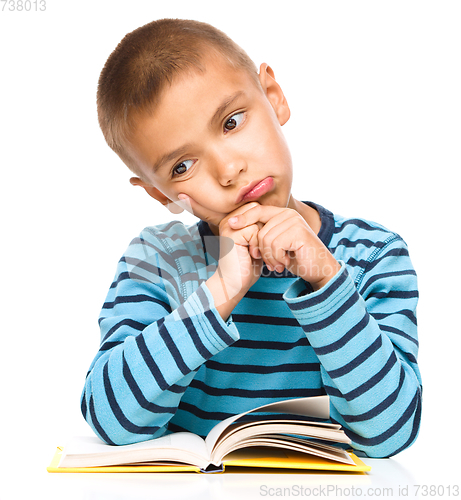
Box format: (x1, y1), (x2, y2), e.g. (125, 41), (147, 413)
(272, 233), (284, 246)
(239, 202), (259, 214)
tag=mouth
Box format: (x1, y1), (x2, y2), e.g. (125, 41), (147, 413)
(236, 177), (274, 204)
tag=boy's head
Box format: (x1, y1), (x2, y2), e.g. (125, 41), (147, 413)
(98, 19), (293, 233)
(98, 19), (259, 178)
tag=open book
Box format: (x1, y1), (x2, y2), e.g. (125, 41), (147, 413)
(48, 396), (370, 473)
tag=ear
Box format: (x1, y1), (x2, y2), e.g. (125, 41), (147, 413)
(258, 63), (291, 126)
(129, 177), (184, 214)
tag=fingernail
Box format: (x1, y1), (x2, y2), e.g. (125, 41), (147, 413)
(178, 194), (188, 200)
(228, 217), (238, 224)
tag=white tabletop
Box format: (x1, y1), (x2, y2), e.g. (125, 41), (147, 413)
(2, 441), (457, 500)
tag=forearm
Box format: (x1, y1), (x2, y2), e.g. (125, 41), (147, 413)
(81, 282), (239, 445)
(205, 272), (247, 322)
(284, 261), (421, 458)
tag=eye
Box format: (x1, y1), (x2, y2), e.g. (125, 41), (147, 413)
(224, 112), (244, 132)
(172, 159), (194, 176)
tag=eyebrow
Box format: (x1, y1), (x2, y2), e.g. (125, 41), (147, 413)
(209, 90), (245, 129)
(152, 144), (192, 174)
(152, 90), (245, 174)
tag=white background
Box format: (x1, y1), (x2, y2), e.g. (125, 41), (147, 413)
(1, 1), (460, 498)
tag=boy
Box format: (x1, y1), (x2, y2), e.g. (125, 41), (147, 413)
(81, 18), (422, 458)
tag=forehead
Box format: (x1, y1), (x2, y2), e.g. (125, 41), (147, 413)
(154, 56), (259, 119)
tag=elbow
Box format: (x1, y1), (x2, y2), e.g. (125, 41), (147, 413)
(351, 391), (422, 458)
(80, 387), (120, 445)
(80, 381), (169, 446)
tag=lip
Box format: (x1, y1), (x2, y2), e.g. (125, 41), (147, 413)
(236, 177), (274, 203)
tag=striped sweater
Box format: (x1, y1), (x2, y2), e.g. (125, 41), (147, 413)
(81, 201), (422, 458)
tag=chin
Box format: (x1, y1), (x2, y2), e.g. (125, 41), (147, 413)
(261, 191), (288, 208)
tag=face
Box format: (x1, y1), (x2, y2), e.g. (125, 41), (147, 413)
(128, 55), (294, 234)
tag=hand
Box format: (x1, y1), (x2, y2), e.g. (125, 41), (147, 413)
(228, 204), (341, 290)
(217, 202), (265, 299)
(176, 195), (264, 316)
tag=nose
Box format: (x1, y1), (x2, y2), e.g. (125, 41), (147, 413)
(213, 148), (247, 186)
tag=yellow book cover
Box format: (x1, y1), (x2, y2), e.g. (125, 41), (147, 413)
(47, 445), (371, 474)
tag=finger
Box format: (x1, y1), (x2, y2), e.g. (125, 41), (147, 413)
(259, 235), (286, 271)
(218, 202), (261, 235)
(248, 221), (264, 259)
(259, 219), (300, 271)
(247, 225), (262, 259)
(228, 204), (289, 229)
(234, 201), (261, 214)
(224, 202), (260, 226)
(230, 222), (262, 248)
(256, 211), (304, 269)
(260, 245), (285, 272)
(256, 209), (302, 240)
(251, 246), (262, 259)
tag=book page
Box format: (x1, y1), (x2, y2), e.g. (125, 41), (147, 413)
(205, 396), (330, 455)
(222, 438), (355, 465)
(59, 433), (209, 469)
(214, 418), (342, 447)
(211, 422), (349, 464)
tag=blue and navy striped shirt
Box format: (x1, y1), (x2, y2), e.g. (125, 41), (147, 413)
(81, 201), (422, 457)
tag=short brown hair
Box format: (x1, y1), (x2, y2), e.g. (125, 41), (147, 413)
(97, 18), (259, 176)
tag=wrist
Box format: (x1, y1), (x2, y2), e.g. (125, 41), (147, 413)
(308, 257), (342, 292)
(205, 273), (246, 321)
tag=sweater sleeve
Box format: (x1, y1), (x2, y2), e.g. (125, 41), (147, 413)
(80, 231), (239, 445)
(283, 235), (422, 458)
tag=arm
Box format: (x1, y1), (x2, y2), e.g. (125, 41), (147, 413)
(80, 229), (240, 445)
(228, 205), (421, 457)
(80, 203), (265, 446)
(283, 236), (421, 458)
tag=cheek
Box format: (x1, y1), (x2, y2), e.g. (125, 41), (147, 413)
(250, 118), (291, 163)
(182, 177), (230, 215)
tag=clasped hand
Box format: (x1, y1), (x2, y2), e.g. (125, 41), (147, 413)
(220, 202), (341, 293)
